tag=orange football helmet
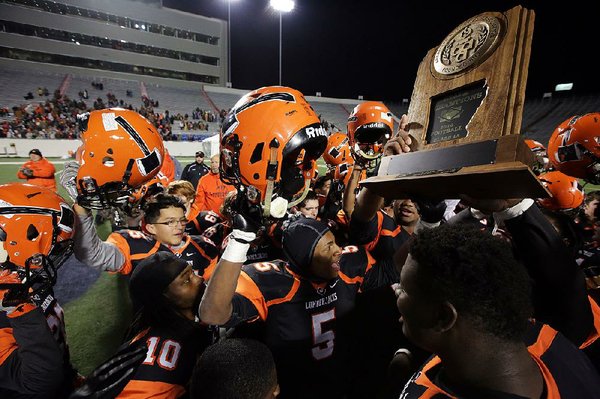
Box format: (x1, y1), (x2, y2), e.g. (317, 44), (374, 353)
(347, 101), (393, 163)
(537, 171), (584, 211)
(76, 108), (165, 209)
(333, 163), (365, 187)
(323, 132), (353, 167)
(0, 183), (74, 297)
(524, 139), (549, 175)
(547, 113), (600, 183)
(525, 139), (546, 153)
(128, 172), (169, 205)
(220, 86), (327, 217)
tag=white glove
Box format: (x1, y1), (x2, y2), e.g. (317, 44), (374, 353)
(221, 229), (257, 264)
(269, 197), (288, 219)
(60, 161), (80, 202)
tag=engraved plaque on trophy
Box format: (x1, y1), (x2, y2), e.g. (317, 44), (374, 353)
(361, 5), (549, 199)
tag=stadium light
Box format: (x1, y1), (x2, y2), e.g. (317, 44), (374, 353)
(225, 0), (239, 87)
(270, 0), (295, 85)
(555, 83), (573, 92)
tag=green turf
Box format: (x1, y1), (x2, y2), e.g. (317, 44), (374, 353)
(63, 272), (133, 375)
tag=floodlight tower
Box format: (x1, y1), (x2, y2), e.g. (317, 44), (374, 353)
(269, 0), (295, 86)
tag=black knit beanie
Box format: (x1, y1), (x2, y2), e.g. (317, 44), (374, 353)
(129, 251), (188, 307)
(282, 218), (330, 275)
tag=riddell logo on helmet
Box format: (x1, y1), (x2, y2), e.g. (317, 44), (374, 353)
(306, 126), (327, 138)
(362, 122), (385, 129)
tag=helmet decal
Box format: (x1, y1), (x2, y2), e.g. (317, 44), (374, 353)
(76, 109), (165, 209)
(222, 92), (296, 136)
(115, 115), (152, 154)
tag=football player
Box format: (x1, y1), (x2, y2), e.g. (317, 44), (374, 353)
(200, 86), (414, 398)
(71, 252), (213, 398)
(59, 109), (218, 280)
(0, 183), (76, 398)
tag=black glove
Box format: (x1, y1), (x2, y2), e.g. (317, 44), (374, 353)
(69, 341), (146, 399)
(21, 168), (34, 178)
(414, 198), (446, 224)
(232, 213), (260, 234)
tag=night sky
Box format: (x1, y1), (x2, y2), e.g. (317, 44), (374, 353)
(164, 0), (599, 102)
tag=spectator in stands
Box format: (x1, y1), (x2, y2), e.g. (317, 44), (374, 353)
(195, 154), (235, 216)
(24, 92), (33, 100)
(190, 338), (280, 399)
(181, 151), (210, 190)
(17, 148), (56, 190)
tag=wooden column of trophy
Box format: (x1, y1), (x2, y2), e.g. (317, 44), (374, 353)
(361, 5), (550, 199)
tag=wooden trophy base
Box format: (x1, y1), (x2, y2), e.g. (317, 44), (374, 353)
(361, 135), (549, 199)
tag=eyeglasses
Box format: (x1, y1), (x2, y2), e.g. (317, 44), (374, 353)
(151, 218), (188, 227)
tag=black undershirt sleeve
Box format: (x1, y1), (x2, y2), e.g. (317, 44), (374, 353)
(504, 204), (593, 346)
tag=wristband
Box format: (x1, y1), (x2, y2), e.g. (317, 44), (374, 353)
(221, 237), (251, 264)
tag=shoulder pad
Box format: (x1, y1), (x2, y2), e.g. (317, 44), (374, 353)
(242, 260), (296, 303)
(340, 246), (370, 276)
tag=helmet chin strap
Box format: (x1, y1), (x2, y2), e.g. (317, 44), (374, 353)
(287, 180), (312, 208)
(0, 241), (8, 263)
(262, 140), (280, 218)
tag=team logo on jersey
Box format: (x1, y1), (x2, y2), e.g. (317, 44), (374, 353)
(305, 292), (338, 309)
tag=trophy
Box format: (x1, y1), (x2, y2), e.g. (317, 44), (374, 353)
(361, 5), (549, 199)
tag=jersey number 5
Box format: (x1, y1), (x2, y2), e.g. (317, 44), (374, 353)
(311, 309), (336, 360)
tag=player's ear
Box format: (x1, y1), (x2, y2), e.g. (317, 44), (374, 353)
(145, 223), (157, 235)
(435, 300), (458, 333)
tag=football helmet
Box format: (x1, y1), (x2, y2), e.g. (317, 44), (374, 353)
(122, 171), (169, 220)
(333, 163), (365, 187)
(547, 113), (600, 183)
(128, 172), (168, 207)
(76, 108), (165, 209)
(0, 183), (74, 300)
(525, 139), (546, 153)
(524, 139), (549, 175)
(323, 132), (353, 167)
(220, 86), (327, 218)
(537, 171), (584, 211)
(347, 101), (393, 164)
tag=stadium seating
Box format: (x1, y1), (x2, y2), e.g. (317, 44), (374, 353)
(522, 93), (600, 145)
(0, 65), (63, 108)
(2, 60), (600, 148)
(205, 91), (240, 112)
(311, 102), (351, 131)
(66, 74), (141, 108)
